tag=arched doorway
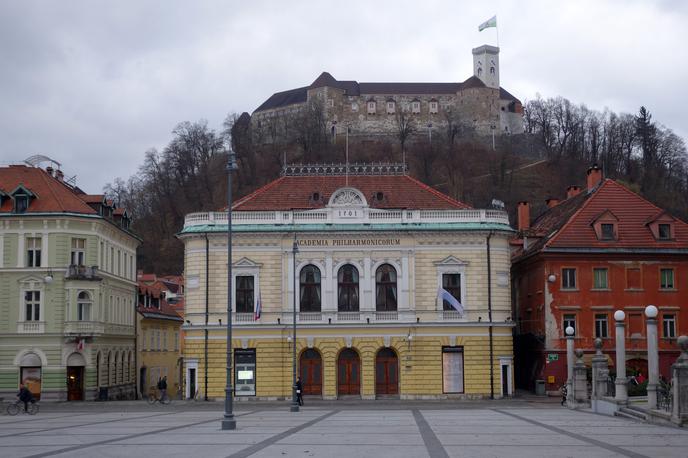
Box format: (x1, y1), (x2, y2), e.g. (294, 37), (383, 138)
(299, 349), (322, 396)
(66, 352), (86, 401)
(375, 348), (399, 396)
(20, 352), (43, 400)
(337, 348), (360, 396)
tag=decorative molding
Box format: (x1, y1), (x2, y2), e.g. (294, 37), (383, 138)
(307, 336), (314, 348)
(283, 162), (407, 177)
(434, 255), (469, 266)
(383, 336), (391, 347)
(241, 338), (249, 349)
(329, 188), (365, 206)
(345, 336), (352, 348)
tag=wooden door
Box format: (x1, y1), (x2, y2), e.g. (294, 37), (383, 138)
(375, 348), (399, 395)
(337, 349), (360, 396)
(300, 349), (322, 396)
(67, 366), (84, 401)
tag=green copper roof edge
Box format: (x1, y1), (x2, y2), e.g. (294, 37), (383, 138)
(179, 222), (514, 235)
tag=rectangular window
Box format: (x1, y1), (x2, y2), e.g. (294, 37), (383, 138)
(593, 268), (608, 289)
(429, 101), (438, 114)
(236, 276), (255, 314)
(442, 347), (464, 393)
(601, 223), (615, 240)
(77, 302), (91, 321)
(174, 332), (179, 351)
(562, 268), (576, 289)
(386, 102), (395, 113)
(149, 330), (155, 351)
(563, 314), (576, 336)
(442, 273), (461, 311)
(25, 291), (41, 321)
(594, 314), (609, 338)
(663, 314), (676, 338)
(351, 102), (358, 112)
(626, 267), (642, 289)
(26, 237), (42, 267)
(156, 330), (161, 351)
(71, 238), (86, 266)
(658, 224), (671, 239)
(412, 101), (420, 113)
(660, 268), (675, 289)
(163, 331), (167, 350)
(367, 101), (376, 114)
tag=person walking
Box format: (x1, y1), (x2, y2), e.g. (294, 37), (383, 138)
(159, 376), (168, 401)
(18, 383), (33, 413)
(295, 376), (304, 406)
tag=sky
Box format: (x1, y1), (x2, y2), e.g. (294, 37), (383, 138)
(1, 0), (686, 193)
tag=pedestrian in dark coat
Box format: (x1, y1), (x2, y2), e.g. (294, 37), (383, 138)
(295, 376), (304, 406)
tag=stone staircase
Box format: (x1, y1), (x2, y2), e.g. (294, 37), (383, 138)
(614, 405), (649, 422)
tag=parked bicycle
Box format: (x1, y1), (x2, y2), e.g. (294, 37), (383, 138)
(6, 399), (39, 415)
(560, 384), (568, 406)
(147, 387), (171, 405)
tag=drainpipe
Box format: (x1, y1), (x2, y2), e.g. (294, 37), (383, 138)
(487, 231), (494, 399)
(204, 234), (209, 401)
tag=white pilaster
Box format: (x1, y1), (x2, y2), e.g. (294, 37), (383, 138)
(41, 232), (48, 268)
(17, 234), (25, 268)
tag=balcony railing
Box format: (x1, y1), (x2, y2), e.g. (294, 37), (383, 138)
(64, 321), (105, 335)
(183, 208), (510, 230)
(66, 265), (102, 281)
(17, 321), (45, 334)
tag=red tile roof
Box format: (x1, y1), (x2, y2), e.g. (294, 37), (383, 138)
(516, 179), (688, 259)
(137, 281), (183, 321)
(0, 165), (97, 214)
(231, 174), (470, 211)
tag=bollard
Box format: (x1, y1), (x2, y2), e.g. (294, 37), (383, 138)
(591, 338), (609, 399)
(645, 305), (659, 410)
(565, 326), (575, 406)
(573, 348), (590, 406)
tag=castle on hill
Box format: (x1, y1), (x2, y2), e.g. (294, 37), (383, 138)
(250, 45), (524, 142)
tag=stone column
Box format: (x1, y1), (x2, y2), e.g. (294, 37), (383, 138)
(614, 310), (628, 404)
(645, 305), (659, 410)
(591, 338), (609, 399)
(573, 349), (589, 405)
(565, 326), (575, 405)
(671, 336), (688, 426)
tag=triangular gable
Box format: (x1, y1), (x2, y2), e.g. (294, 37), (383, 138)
(644, 210), (677, 226)
(434, 255), (469, 266)
(590, 209), (619, 225)
(233, 257), (262, 268)
(10, 183), (35, 197)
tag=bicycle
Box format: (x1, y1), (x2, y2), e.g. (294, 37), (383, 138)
(147, 388), (171, 405)
(6, 399), (39, 415)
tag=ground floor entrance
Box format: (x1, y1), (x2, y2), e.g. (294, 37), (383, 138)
(337, 349), (361, 396)
(67, 366), (84, 401)
(375, 348), (398, 396)
(300, 349), (323, 396)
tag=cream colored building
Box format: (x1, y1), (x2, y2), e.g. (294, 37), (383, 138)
(179, 164), (514, 400)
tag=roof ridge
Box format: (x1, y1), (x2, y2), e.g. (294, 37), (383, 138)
(232, 176), (287, 210)
(402, 175), (470, 209)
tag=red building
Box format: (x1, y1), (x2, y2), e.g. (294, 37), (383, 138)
(512, 166), (688, 393)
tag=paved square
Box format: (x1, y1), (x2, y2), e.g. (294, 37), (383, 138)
(1, 403), (687, 457)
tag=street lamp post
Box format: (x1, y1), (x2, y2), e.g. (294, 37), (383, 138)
(221, 149), (237, 431)
(565, 326), (575, 406)
(645, 305), (659, 409)
(614, 310), (628, 404)
(290, 237), (300, 412)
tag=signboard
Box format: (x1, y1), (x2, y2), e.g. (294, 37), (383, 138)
(298, 238), (401, 248)
(547, 353), (559, 362)
(547, 375), (555, 384)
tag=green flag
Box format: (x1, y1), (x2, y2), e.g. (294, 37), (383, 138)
(478, 15), (497, 32)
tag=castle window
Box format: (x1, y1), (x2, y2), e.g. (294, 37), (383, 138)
(386, 101), (395, 114)
(411, 101), (421, 114)
(351, 102), (358, 112)
(328, 99), (334, 107)
(367, 101), (376, 115)
(477, 67), (483, 77)
(490, 66), (495, 75)
(429, 101), (438, 114)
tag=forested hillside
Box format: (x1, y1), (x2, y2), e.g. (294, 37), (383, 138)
(105, 99), (688, 274)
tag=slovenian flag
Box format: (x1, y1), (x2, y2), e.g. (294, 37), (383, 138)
(438, 287), (464, 314)
(254, 291), (261, 320)
(479, 15), (497, 32)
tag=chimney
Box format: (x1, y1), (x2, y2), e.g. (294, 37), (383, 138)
(566, 185), (581, 199)
(517, 201), (530, 231)
(545, 198), (560, 208)
(46, 166), (54, 176)
(55, 169), (64, 182)
(586, 164), (602, 190)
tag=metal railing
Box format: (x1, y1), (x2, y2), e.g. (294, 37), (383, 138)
(658, 380), (673, 412)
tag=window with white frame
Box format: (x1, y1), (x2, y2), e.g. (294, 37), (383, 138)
(660, 268), (675, 289)
(367, 101), (376, 114)
(163, 331), (167, 350)
(149, 329), (155, 350)
(442, 273), (461, 311)
(71, 238), (86, 266)
(593, 268), (608, 289)
(351, 102), (359, 112)
(562, 268), (577, 289)
(594, 313), (608, 338)
(77, 291), (92, 321)
(156, 330), (161, 351)
(110, 247), (114, 272)
(174, 331), (179, 351)
(563, 314), (576, 336)
(411, 101), (421, 113)
(663, 314), (676, 338)
(386, 101), (395, 114)
(24, 291), (41, 321)
(429, 101), (438, 114)
(26, 237), (42, 267)
(236, 276), (255, 314)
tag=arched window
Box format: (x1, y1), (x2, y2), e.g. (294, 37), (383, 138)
(490, 66), (495, 75)
(477, 67), (483, 77)
(300, 265), (321, 312)
(337, 264), (359, 312)
(77, 291), (91, 321)
(375, 264), (397, 311)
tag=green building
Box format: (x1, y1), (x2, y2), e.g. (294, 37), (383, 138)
(0, 163), (140, 401)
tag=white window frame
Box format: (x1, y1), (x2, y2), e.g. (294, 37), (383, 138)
(498, 356), (513, 397)
(351, 102), (358, 112)
(429, 101), (439, 114)
(386, 101), (395, 114)
(231, 259), (261, 316)
(71, 238), (86, 266)
(26, 237), (42, 267)
(663, 314), (677, 338)
(367, 101), (376, 115)
(411, 101), (421, 114)
(77, 291), (92, 321)
(594, 313), (609, 338)
(434, 257), (468, 312)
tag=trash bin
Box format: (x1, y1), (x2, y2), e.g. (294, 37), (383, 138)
(535, 380), (546, 396)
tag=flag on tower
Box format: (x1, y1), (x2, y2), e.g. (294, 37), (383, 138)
(479, 15), (497, 32)
(438, 287), (464, 315)
(76, 338), (84, 352)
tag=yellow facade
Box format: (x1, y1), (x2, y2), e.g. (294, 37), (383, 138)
(179, 176), (515, 400)
(137, 314), (183, 397)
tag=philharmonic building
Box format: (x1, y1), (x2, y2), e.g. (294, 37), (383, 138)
(179, 164), (514, 400)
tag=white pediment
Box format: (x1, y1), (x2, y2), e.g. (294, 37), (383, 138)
(233, 257), (262, 268)
(434, 255), (469, 266)
(328, 187), (367, 207)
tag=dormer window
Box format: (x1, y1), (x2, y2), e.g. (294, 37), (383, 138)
(658, 224), (671, 240)
(411, 101), (421, 114)
(386, 101), (395, 114)
(646, 212), (675, 241)
(367, 101), (376, 115)
(311, 191), (321, 202)
(376, 191), (384, 201)
(601, 224), (615, 240)
(15, 194), (29, 213)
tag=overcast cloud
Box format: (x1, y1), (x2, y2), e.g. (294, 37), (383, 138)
(1, 0), (686, 192)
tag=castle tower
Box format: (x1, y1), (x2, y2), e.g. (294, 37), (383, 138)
(472, 45), (500, 89)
